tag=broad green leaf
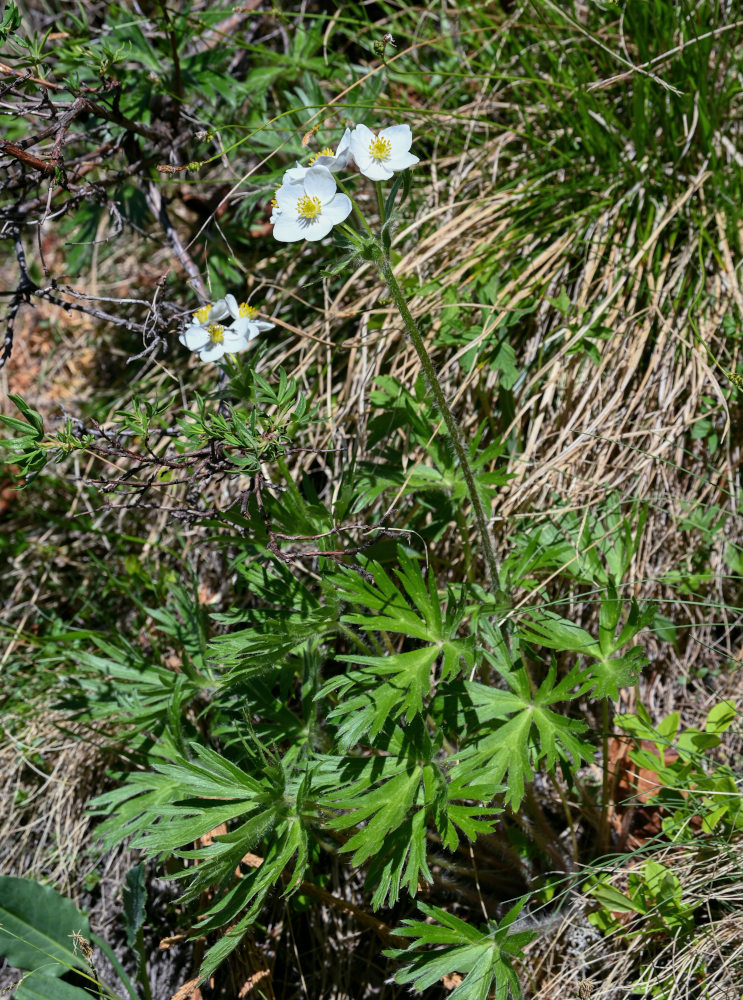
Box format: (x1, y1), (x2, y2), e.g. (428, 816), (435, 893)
(14, 971), (93, 1000)
(705, 700), (737, 734)
(590, 882), (641, 914)
(0, 877), (90, 976)
(450, 666), (593, 809)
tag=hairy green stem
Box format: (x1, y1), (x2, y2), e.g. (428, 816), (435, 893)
(374, 248), (501, 591)
(375, 181), (387, 224)
(597, 696), (611, 856)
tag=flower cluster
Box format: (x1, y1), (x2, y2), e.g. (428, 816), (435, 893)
(271, 122), (419, 244)
(180, 122), (419, 361)
(179, 294), (274, 363)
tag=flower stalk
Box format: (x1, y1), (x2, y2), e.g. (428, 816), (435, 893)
(373, 244), (502, 592)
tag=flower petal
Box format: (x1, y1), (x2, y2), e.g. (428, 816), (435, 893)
(180, 324), (210, 349)
(304, 215), (334, 241)
(209, 297), (231, 322)
(284, 164), (308, 182)
(386, 151), (420, 171)
(228, 316), (252, 339)
(224, 293), (240, 319)
(350, 124), (374, 169)
(332, 127), (352, 169)
(323, 192), (352, 224)
(379, 124), (412, 153)
(199, 341), (226, 362)
(358, 159), (394, 182)
(273, 216), (306, 242)
(276, 182), (303, 213)
(223, 330), (251, 351)
(303, 165), (337, 202)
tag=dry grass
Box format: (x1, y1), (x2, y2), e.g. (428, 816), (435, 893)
(528, 836), (743, 1000)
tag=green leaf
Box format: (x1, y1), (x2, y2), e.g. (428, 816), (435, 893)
(0, 3), (21, 43)
(0, 877), (90, 975)
(122, 863), (146, 954)
(590, 882), (641, 914)
(547, 286), (572, 315)
(705, 700), (737, 734)
(389, 900), (533, 1000)
(14, 971), (93, 1000)
(589, 646), (647, 700)
(8, 394), (44, 435)
(519, 609), (597, 656)
(651, 612), (677, 644)
(450, 657), (593, 809)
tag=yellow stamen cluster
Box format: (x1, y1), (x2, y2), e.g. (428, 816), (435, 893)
(369, 135), (391, 161)
(271, 197), (278, 208)
(238, 303), (259, 319)
(309, 147), (335, 165)
(193, 304), (212, 324)
(297, 194), (322, 220)
(207, 323), (225, 344)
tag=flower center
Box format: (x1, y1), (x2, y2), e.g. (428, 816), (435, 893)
(297, 194), (323, 219)
(369, 135), (391, 161)
(207, 323), (225, 344)
(239, 303), (259, 319)
(309, 147), (335, 165)
(193, 304), (212, 324)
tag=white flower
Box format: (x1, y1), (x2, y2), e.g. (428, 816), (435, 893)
(309, 127), (353, 173)
(282, 128), (353, 184)
(350, 123), (419, 181)
(179, 295), (274, 363)
(272, 165), (352, 243)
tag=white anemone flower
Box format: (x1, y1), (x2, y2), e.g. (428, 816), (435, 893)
(309, 127), (353, 173)
(283, 128), (353, 184)
(219, 294), (275, 340)
(179, 296), (274, 363)
(350, 123), (419, 181)
(272, 165), (352, 243)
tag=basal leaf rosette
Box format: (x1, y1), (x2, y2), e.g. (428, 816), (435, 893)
(272, 165), (352, 243)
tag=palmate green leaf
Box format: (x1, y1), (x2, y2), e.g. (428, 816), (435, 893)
(194, 817), (309, 981)
(58, 644), (203, 734)
(321, 736), (434, 907)
(328, 647), (439, 740)
(388, 900), (534, 1000)
(589, 646), (648, 700)
(328, 765), (425, 865)
(318, 724), (500, 907)
(519, 597), (653, 701)
(450, 658), (594, 809)
(324, 551), (474, 742)
(335, 549), (446, 640)
(212, 559), (338, 677)
(93, 738), (310, 975)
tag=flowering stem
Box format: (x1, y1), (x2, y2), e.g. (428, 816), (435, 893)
(334, 178), (373, 237)
(375, 182), (387, 224)
(373, 245), (501, 592)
